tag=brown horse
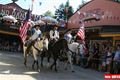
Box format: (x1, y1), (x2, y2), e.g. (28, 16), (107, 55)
(48, 38), (69, 72)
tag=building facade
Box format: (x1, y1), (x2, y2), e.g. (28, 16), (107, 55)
(0, 2), (41, 52)
(67, 0), (120, 48)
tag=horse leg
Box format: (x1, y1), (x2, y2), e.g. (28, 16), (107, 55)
(36, 60), (40, 72)
(32, 60), (40, 72)
(68, 52), (75, 72)
(40, 52), (44, 67)
(47, 51), (51, 67)
(32, 60), (36, 70)
(64, 60), (68, 70)
(50, 57), (56, 71)
(50, 61), (54, 70)
(24, 51), (28, 67)
(32, 50), (40, 71)
(54, 58), (58, 72)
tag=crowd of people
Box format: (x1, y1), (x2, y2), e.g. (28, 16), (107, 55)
(76, 41), (120, 74)
(0, 38), (22, 52)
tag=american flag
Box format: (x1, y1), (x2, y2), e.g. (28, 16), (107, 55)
(19, 9), (31, 43)
(77, 22), (88, 54)
(77, 23), (85, 40)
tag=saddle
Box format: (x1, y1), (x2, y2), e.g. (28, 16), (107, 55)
(25, 40), (36, 53)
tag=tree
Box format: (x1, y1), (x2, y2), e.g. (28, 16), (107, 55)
(112, 0), (120, 3)
(77, 0), (90, 10)
(43, 10), (54, 17)
(64, 0), (74, 20)
(11, 0), (18, 3)
(54, 0), (74, 21)
(54, 3), (65, 21)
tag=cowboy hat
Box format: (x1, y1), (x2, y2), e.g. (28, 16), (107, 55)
(33, 24), (41, 28)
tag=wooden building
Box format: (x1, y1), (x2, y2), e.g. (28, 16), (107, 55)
(67, 0), (120, 47)
(0, 2), (45, 52)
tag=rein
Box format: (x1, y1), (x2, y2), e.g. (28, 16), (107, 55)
(33, 45), (41, 52)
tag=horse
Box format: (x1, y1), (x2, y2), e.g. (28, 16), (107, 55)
(46, 37), (83, 72)
(62, 41), (81, 72)
(47, 38), (69, 72)
(23, 37), (48, 72)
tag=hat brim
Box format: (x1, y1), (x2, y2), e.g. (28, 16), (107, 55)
(53, 24), (59, 27)
(34, 25), (41, 28)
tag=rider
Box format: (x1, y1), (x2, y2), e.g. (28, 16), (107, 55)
(49, 25), (59, 42)
(26, 25), (42, 52)
(64, 30), (73, 44)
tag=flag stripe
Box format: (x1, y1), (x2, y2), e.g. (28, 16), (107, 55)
(77, 26), (85, 40)
(19, 9), (31, 43)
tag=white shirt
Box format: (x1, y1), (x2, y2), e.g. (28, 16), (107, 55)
(31, 29), (41, 40)
(49, 30), (59, 40)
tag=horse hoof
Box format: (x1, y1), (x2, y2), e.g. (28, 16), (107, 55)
(38, 69), (40, 72)
(24, 64), (27, 68)
(50, 66), (52, 70)
(47, 63), (50, 67)
(72, 70), (75, 73)
(55, 70), (58, 72)
(41, 64), (43, 68)
(64, 68), (67, 70)
(32, 66), (35, 70)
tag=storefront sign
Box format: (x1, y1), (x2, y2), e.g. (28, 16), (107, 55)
(0, 3), (41, 21)
(78, 8), (104, 20)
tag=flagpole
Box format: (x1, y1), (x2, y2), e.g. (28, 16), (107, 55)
(31, 0), (34, 12)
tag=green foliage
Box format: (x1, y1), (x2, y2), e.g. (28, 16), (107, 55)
(11, 0), (18, 3)
(54, 0), (74, 21)
(112, 0), (120, 2)
(55, 3), (65, 21)
(43, 10), (54, 17)
(65, 0), (69, 7)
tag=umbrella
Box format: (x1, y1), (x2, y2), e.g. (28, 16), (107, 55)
(34, 20), (45, 26)
(41, 16), (58, 25)
(2, 15), (17, 23)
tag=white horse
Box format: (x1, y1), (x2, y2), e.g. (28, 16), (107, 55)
(64, 41), (80, 72)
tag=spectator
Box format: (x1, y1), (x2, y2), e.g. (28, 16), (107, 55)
(105, 47), (112, 73)
(113, 44), (120, 74)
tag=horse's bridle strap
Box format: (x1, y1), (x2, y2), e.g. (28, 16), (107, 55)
(33, 45), (41, 52)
